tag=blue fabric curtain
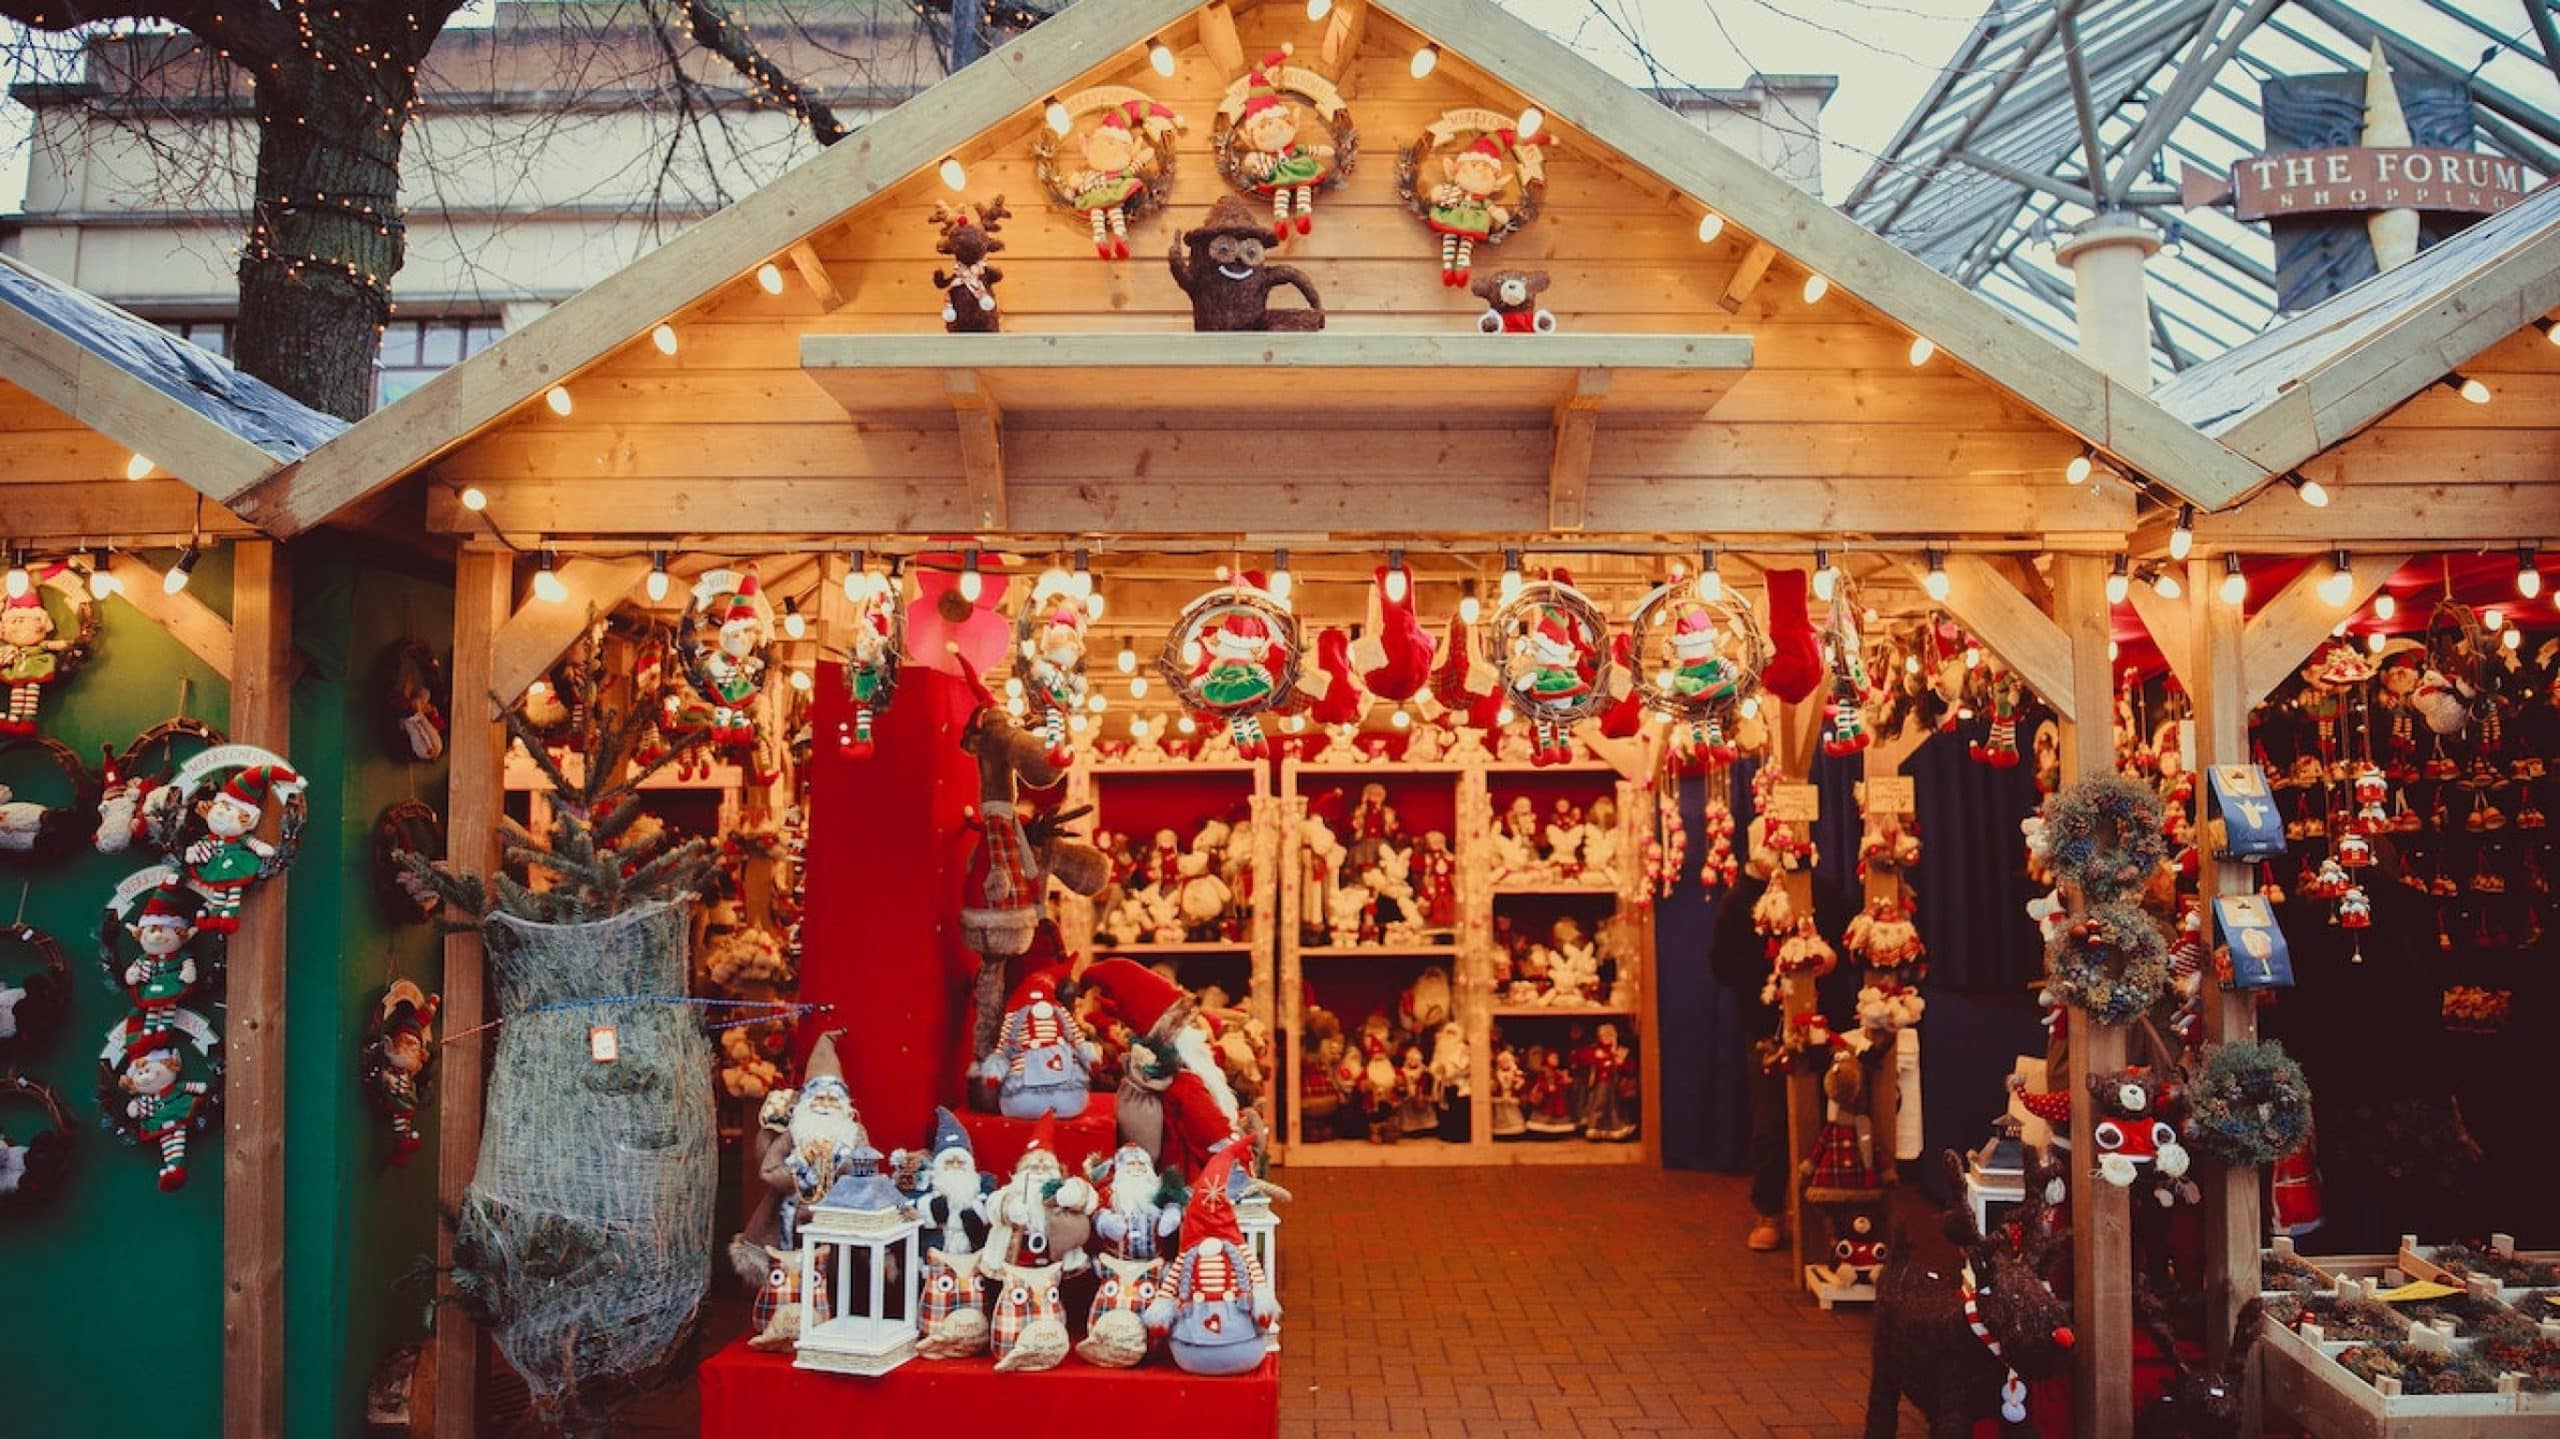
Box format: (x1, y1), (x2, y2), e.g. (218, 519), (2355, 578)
(1904, 724), (2047, 993)
(1658, 762), (1759, 1171)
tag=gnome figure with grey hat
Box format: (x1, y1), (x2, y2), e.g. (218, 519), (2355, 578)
(903, 1106), (998, 1358)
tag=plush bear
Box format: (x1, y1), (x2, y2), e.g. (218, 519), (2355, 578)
(1169, 194), (1325, 331)
(1472, 268), (1556, 334)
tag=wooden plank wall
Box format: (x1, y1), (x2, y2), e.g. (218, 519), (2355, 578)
(0, 380), (261, 541)
(431, 7), (2117, 542)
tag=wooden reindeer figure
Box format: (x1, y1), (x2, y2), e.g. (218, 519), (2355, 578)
(1865, 1150), (2077, 1438)
(933, 196), (1011, 333)
(2133, 1288), (2264, 1439)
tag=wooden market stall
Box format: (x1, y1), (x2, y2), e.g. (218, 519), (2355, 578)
(205, 0), (2560, 1435)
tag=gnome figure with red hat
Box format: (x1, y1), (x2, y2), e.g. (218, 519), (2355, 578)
(981, 1114), (1097, 1373)
(1145, 1146), (1278, 1375)
(182, 762), (305, 934)
(1082, 956), (1241, 1185)
(977, 964), (1100, 1120)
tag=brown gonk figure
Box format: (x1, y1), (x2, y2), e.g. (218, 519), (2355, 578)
(933, 196), (1011, 333)
(1168, 195), (1325, 332)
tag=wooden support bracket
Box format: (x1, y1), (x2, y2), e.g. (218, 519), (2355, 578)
(948, 370), (1008, 530)
(2238, 552), (2407, 708)
(1893, 553), (2076, 724)
(2123, 576), (2191, 691)
(1720, 241), (1776, 313)
(787, 242), (846, 312)
(105, 553), (235, 681)
(1199, 0), (1245, 71)
(489, 557), (651, 702)
(1547, 369), (1609, 531)
(1320, 0), (1367, 72)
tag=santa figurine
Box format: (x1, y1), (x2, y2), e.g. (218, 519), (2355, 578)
(1415, 830), (1458, 929)
(1144, 1146), (1278, 1375)
(1078, 1142), (1186, 1367)
(1081, 957), (1242, 1185)
(977, 965), (1099, 1120)
(1523, 1045), (1577, 1137)
(906, 1106), (996, 1359)
(980, 1114), (1098, 1372)
(1394, 1044), (1438, 1137)
(183, 764), (304, 934)
(1489, 1046), (1528, 1139)
(1347, 782), (1400, 843)
(739, 1029), (865, 1255)
(1576, 1022), (1637, 1142)
(119, 883), (202, 1020)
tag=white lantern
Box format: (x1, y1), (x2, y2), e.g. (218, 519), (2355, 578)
(1236, 1188), (1280, 1309)
(795, 1147), (923, 1376)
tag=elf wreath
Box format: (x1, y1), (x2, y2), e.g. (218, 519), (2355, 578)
(1157, 580), (1301, 761)
(1394, 108), (1549, 283)
(1492, 576), (1614, 766)
(1015, 569), (1095, 764)
(98, 864), (219, 1008)
(373, 800), (447, 924)
(95, 716), (227, 855)
(0, 735), (102, 867)
(2047, 898), (2170, 1026)
(0, 567), (101, 737)
(95, 1003), (222, 1192)
(2040, 776), (2169, 902)
(837, 565), (904, 760)
(1626, 579), (1765, 762)
(0, 923), (70, 1060)
(1031, 86), (1184, 258)
(1210, 46), (1357, 232)
(0, 1071), (74, 1206)
(2183, 1038), (2313, 1168)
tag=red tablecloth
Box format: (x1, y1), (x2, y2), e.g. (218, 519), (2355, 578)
(961, 1096), (1119, 1177)
(698, 1338), (1277, 1439)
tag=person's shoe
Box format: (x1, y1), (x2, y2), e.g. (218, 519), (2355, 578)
(1747, 1217), (1784, 1252)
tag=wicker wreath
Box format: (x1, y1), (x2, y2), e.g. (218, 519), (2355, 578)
(97, 861), (219, 1003)
(373, 799), (446, 924)
(2040, 775), (2170, 903)
(94, 1003), (222, 1154)
(1032, 85), (1184, 226)
(1491, 578), (1615, 723)
(1014, 573), (1094, 722)
(95, 716), (226, 856)
(1, 568), (102, 690)
(1210, 54), (1358, 202)
(1626, 579), (1766, 720)
(0, 923), (70, 1062)
(141, 742), (306, 882)
(1156, 582), (1302, 719)
(2046, 898), (2171, 1026)
(0, 735), (102, 868)
(382, 636), (450, 762)
(2183, 1038), (2313, 1167)
(0, 1070), (75, 1207)
(1393, 108), (1549, 251)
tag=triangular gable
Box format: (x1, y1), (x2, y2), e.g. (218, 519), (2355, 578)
(235, 0), (2267, 537)
(0, 253), (344, 510)
(2157, 182), (2560, 475)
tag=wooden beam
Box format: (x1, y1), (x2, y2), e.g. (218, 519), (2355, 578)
(106, 552), (235, 681)
(2122, 574), (2191, 690)
(1547, 369), (1608, 531)
(0, 479), (260, 543)
(947, 371), (1008, 530)
(2238, 552), (2406, 708)
(1319, 0), (1367, 72)
(2052, 552), (2133, 1439)
(429, 548), (513, 1439)
(221, 541), (289, 1439)
(1894, 553), (2076, 723)
(489, 557), (651, 702)
(786, 242), (845, 312)
(1720, 241), (1776, 313)
(1197, 0), (1245, 72)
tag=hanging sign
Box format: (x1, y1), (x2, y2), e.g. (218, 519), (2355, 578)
(1766, 783), (1821, 824)
(1864, 776), (1915, 815)
(2213, 894), (2294, 991)
(2207, 764), (2286, 860)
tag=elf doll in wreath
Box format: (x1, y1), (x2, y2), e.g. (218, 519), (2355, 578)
(183, 764), (305, 935)
(696, 570), (770, 749)
(1234, 48), (1336, 237)
(1192, 610), (1282, 758)
(840, 579), (900, 761)
(362, 980), (439, 1164)
(0, 585), (72, 737)
(1066, 100), (1179, 259)
(119, 883), (202, 1021)
(107, 1022), (214, 1191)
(1426, 132), (1540, 285)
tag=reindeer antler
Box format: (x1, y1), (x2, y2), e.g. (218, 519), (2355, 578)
(1939, 1149), (1989, 1250)
(977, 193), (1012, 231)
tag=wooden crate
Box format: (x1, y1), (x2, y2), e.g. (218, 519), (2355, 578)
(2258, 1238), (2560, 1437)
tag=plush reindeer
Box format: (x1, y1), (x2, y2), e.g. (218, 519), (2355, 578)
(1865, 1150), (2077, 1438)
(2133, 1288), (2263, 1439)
(933, 196), (1011, 333)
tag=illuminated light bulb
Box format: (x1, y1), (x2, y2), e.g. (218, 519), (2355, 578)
(2516, 549), (2542, 599)
(2150, 568), (2182, 601)
(2439, 373), (2489, 405)
(2, 559), (24, 598)
(2218, 554), (2247, 606)
(2108, 639), (2120, 661)
(1084, 590), (1105, 621)
(2104, 555), (2129, 606)
(1739, 695), (1761, 720)
(782, 598), (807, 639)
(1128, 715), (1149, 741)
(2065, 454), (2092, 485)
(83, 551), (117, 600)
(1148, 39), (1176, 76)
(124, 453), (155, 481)
(1070, 712), (1090, 734)
(651, 323), (678, 354)
(1384, 551), (1409, 603)
(2169, 505), (2194, 561)
(1089, 692), (1108, 713)
(2483, 607), (2504, 632)
(1517, 107), (1544, 140)
(544, 385), (572, 416)
(789, 669), (813, 693)
(1118, 641), (1139, 675)
(1410, 44), (1438, 78)
(1130, 675), (1149, 699)
(1307, 0), (1332, 17)
(958, 550), (983, 603)
(1176, 714), (1197, 735)
(460, 485), (488, 512)
(1903, 654), (1921, 676)
(1009, 695), (1027, 718)
(2289, 473), (2329, 508)
(1922, 549), (1949, 602)
(1390, 707), (1411, 729)
(938, 156), (968, 191)
(2540, 318), (2560, 349)
(2368, 632), (2387, 654)
(2373, 592), (2397, 621)
(1800, 272), (1829, 304)
(1696, 552), (1722, 603)
(533, 551), (568, 604)
(646, 551), (670, 603)
(1004, 676), (1024, 700)
(2317, 551), (2354, 608)
(1269, 549), (1293, 606)
(1907, 336), (1934, 367)
(1964, 644), (1981, 670)
(756, 262), (784, 294)
(2502, 626), (2522, 652)
(1695, 211), (1724, 243)
(1811, 546), (1837, 602)
(1286, 713), (1306, 733)
(1499, 549), (1523, 604)
(1044, 99), (1072, 135)
(1458, 582), (1482, 625)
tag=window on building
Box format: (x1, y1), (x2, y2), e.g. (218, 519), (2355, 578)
(158, 320), (233, 359)
(377, 317), (504, 408)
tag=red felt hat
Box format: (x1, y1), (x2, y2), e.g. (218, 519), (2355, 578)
(219, 763), (301, 809)
(1239, 45), (1292, 117)
(1081, 956), (1188, 1036)
(135, 884), (196, 926)
(1005, 963), (1071, 1015)
(1182, 1146), (1246, 1249)
(722, 567), (763, 627)
(1022, 1111), (1059, 1162)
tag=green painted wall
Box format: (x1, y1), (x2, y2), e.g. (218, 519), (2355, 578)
(0, 542), (453, 1439)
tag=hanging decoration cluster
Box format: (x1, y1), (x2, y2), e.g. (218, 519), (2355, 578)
(2033, 776), (2174, 1027)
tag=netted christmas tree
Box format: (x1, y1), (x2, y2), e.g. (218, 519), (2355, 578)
(405, 632), (723, 1431)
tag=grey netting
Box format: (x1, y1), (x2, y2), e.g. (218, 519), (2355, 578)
(456, 896), (712, 1420)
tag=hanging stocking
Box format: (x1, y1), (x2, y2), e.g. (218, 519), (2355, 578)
(1308, 627), (1367, 728)
(1759, 568), (1821, 704)
(1822, 674), (1869, 757)
(1600, 634), (1645, 738)
(1970, 677), (2020, 767)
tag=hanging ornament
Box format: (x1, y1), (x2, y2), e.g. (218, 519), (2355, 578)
(94, 716), (225, 855)
(0, 736), (102, 866)
(1698, 793), (1738, 894)
(1820, 580), (1872, 757)
(676, 566), (776, 779)
(1492, 573), (1613, 767)
(1625, 578), (1764, 765)
(0, 1071), (75, 1207)
(1971, 672), (2024, 769)
(97, 1003), (219, 1192)
(98, 869), (215, 1021)
(143, 745), (307, 937)
(381, 636), (449, 762)
(0, 922), (70, 1062)
(839, 567), (906, 762)
(0, 564), (99, 738)
(1395, 108), (1550, 284)
(1212, 45), (1354, 240)
(1033, 90), (1184, 259)
(361, 980), (440, 1166)
(372, 799), (446, 924)
(1158, 578), (1302, 761)
(1015, 571), (1093, 766)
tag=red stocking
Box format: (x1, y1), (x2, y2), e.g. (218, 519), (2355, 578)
(1600, 633), (1645, 738)
(1309, 627), (1367, 727)
(1760, 568), (1822, 704)
(1351, 567), (1438, 702)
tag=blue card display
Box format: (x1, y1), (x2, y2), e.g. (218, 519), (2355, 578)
(2208, 764), (2287, 860)
(2214, 894), (2294, 990)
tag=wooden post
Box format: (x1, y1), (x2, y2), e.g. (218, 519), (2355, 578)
(2053, 554), (2133, 1439)
(428, 547), (513, 1439)
(222, 541), (289, 1439)
(2188, 559), (2263, 1400)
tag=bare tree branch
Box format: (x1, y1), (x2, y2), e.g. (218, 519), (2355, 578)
(0, 0), (292, 73)
(680, 0), (847, 146)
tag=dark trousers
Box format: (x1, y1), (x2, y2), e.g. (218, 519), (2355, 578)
(1750, 1060), (1788, 1218)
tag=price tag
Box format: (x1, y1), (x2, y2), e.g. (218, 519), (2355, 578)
(589, 1025), (620, 1063)
(2214, 895), (2294, 990)
(1765, 783), (1821, 824)
(1864, 776), (1915, 814)
(2208, 764), (2287, 860)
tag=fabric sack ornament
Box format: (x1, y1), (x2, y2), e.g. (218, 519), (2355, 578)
(1158, 579), (1304, 759)
(1598, 632), (1646, 738)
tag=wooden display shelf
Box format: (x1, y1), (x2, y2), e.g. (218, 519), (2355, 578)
(1490, 883), (1625, 896)
(1489, 1005), (1637, 1018)
(1094, 940), (1255, 955)
(1300, 943), (1461, 959)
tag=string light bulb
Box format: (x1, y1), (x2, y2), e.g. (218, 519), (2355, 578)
(782, 597), (807, 640)
(2317, 550), (2354, 607)
(1148, 38), (1176, 76)
(2516, 548), (2542, 600)
(1130, 674), (1149, 699)
(756, 262), (784, 294)
(1517, 107), (1544, 140)
(646, 550), (670, 603)
(2503, 626), (2523, 652)
(2105, 554), (2129, 605)
(1696, 551), (1722, 603)
(1499, 548), (1523, 604)
(1088, 692), (1108, 714)
(544, 385), (572, 416)
(1907, 336), (1934, 366)
(459, 485), (488, 512)
(1118, 640), (1137, 675)
(1812, 546), (1838, 602)
(1307, 0), (1333, 17)
(2, 554), (26, 598)
(2147, 567), (2182, 601)
(533, 549), (568, 604)
(2367, 632), (2388, 654)
(2372, 591), (2397, 621)
(789, 669), (813, 693)
(1043, 99), (1072, 135)
(958, 549), (983, 603)
(1384, 549), (1409, 603)
(1922, 549), (1949, 602)
(1739, 695), (1761, 720)
(2218, 554), (2247, 606)
(2169, 504), (2194, 561)
(2065, 452), (2093, 486)
(1459, 578), (1482, 624)
(124, 453), (155, 481)
(1695, 211), (1724, 243)
(1176, 714), (1197, 735)
(1390, 707), (1411, 729)
(164, 542), (200, 596)
(2286, 472), (2329, 508)
(651, 323), (679, 355)
(938, 156), (968, 191)
(843, 550), (871, 603)
(82, 549), (117, 600)
(1410, 43), (1438, 78)
(2439, 372), (2490, 405)
(1800, 272), (1829, 304)
(2483, 607), (2505, 632)
(1004, 676), (1025, 701)
(2535, 317), (2560, 348)
(1269, 548), (1293, 606)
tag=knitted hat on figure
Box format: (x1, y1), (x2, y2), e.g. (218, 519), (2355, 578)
(1082, 957), (1190, 1038)
(136, 884), (197, 929)
(1240, 47), (1291, 117)
(219, 763), (302, 810)
(1021, 1110), (1061, 1165)
(801, 1027), (849, 1093)
(928, 1105), (972, 1159)
(1181, 1146), (1247, 1250)
(722, 568), (763, 627)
